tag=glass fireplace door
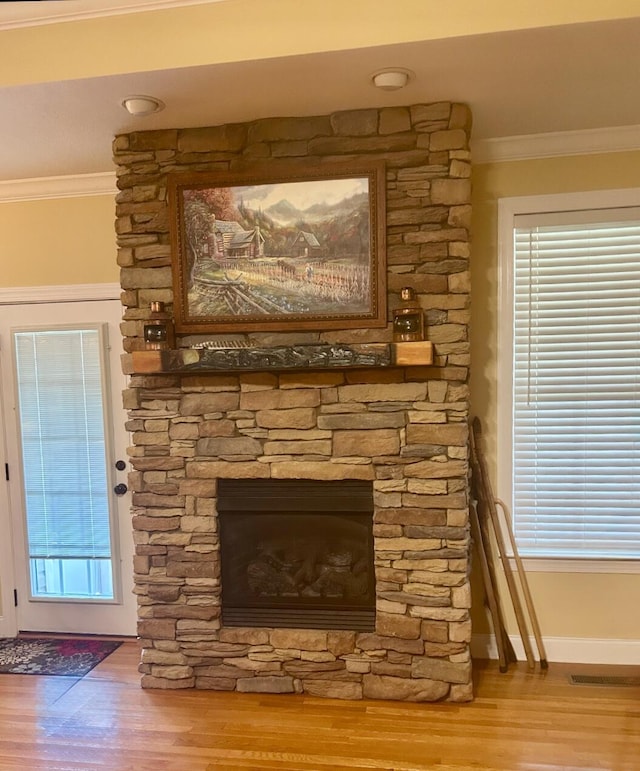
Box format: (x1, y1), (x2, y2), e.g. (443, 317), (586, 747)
(218, 479), (375, 630)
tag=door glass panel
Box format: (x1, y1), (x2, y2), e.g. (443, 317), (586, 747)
(13, 326), (115, 600)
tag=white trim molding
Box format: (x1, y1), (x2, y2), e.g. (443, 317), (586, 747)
(0, 0), (226, 30)
(472, 634), (640, 666)
(0, 611), (17, 641)
(0, 173), (117, 204)
(472, 124), (640, 164)
(0, 284), (121, 306)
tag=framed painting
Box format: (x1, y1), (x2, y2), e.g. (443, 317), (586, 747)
(168, 161), (386, 333)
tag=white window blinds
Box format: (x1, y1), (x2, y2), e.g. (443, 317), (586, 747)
(513, 207), (640, 559)
(13, 328), (113, 560)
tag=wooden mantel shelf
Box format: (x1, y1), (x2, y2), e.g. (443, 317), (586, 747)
(122, 341), (433, 375)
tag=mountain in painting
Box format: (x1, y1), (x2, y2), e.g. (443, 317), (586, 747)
(265, 192), (368, 227)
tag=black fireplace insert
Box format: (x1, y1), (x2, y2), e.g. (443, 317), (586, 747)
(218, 479), (375, 631)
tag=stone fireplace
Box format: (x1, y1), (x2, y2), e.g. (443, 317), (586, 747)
(115, 102), (472, 702)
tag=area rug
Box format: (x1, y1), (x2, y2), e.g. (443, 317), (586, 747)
(0, 637), (121, 677)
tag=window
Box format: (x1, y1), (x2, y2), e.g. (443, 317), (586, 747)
(13, 326), (115, 598)
(498, 190), (640, 562)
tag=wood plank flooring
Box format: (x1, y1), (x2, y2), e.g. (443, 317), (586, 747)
(0, 640), (638, 770)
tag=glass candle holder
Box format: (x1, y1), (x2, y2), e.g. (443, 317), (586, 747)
(392, 287), (424, 343)
(144, 301), (175, 350)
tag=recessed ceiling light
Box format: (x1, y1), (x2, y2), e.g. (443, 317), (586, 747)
(371, 68), (414, 91)
(121, 95), (165, 117)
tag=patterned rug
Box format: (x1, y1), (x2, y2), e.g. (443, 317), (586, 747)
(0, 637), (121, 677)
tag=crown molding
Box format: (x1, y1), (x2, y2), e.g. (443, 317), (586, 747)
(0, 0), (225, 30)
(0, 172), (117, 203)
(0, 283), (120, 305)
(472, 124), (640, 164)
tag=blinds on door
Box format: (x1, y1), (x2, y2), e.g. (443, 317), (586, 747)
(513, 207), (640, 558)
(13, 327), (112, 560)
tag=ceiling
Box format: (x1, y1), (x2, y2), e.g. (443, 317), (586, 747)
(1, 1), (640, 183)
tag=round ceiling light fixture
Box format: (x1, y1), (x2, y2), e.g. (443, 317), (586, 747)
(371, 68), (414, 91)
(121, 95), (165, 117)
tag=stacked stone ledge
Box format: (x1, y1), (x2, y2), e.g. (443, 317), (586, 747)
(115, 103), (472, 702)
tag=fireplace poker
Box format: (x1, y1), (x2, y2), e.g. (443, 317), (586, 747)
(494, 497), (549, 670)
(470, 417), (537, 670)
(470, 498), (509, 672)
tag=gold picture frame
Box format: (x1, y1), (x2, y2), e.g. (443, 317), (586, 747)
(168, 160), (387, 334)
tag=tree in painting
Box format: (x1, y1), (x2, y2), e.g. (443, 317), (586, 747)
(182, 188), (238, 278)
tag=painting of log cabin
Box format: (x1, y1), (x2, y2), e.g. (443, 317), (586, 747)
(169, 163), (386, 332)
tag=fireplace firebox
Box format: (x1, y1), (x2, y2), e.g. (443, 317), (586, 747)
(218, 479), (375, 631)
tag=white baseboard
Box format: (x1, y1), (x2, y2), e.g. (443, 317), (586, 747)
(472, 633), (640, 665)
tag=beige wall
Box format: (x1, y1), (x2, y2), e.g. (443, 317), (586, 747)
(0, 195), (117, 287)
(470, 150), (640, 646)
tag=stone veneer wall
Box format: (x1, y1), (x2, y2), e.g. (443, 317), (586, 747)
(114, 102), (473, 702)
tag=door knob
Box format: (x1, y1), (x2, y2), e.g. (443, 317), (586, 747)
(113, 483), (128, 495)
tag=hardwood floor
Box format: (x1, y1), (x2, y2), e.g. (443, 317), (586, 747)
(0, 640), (638, 770)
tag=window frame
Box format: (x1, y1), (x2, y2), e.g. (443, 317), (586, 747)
(497, 187), (640, 573)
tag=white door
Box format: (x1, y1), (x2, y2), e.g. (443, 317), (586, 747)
(0, 299), (135, 636)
